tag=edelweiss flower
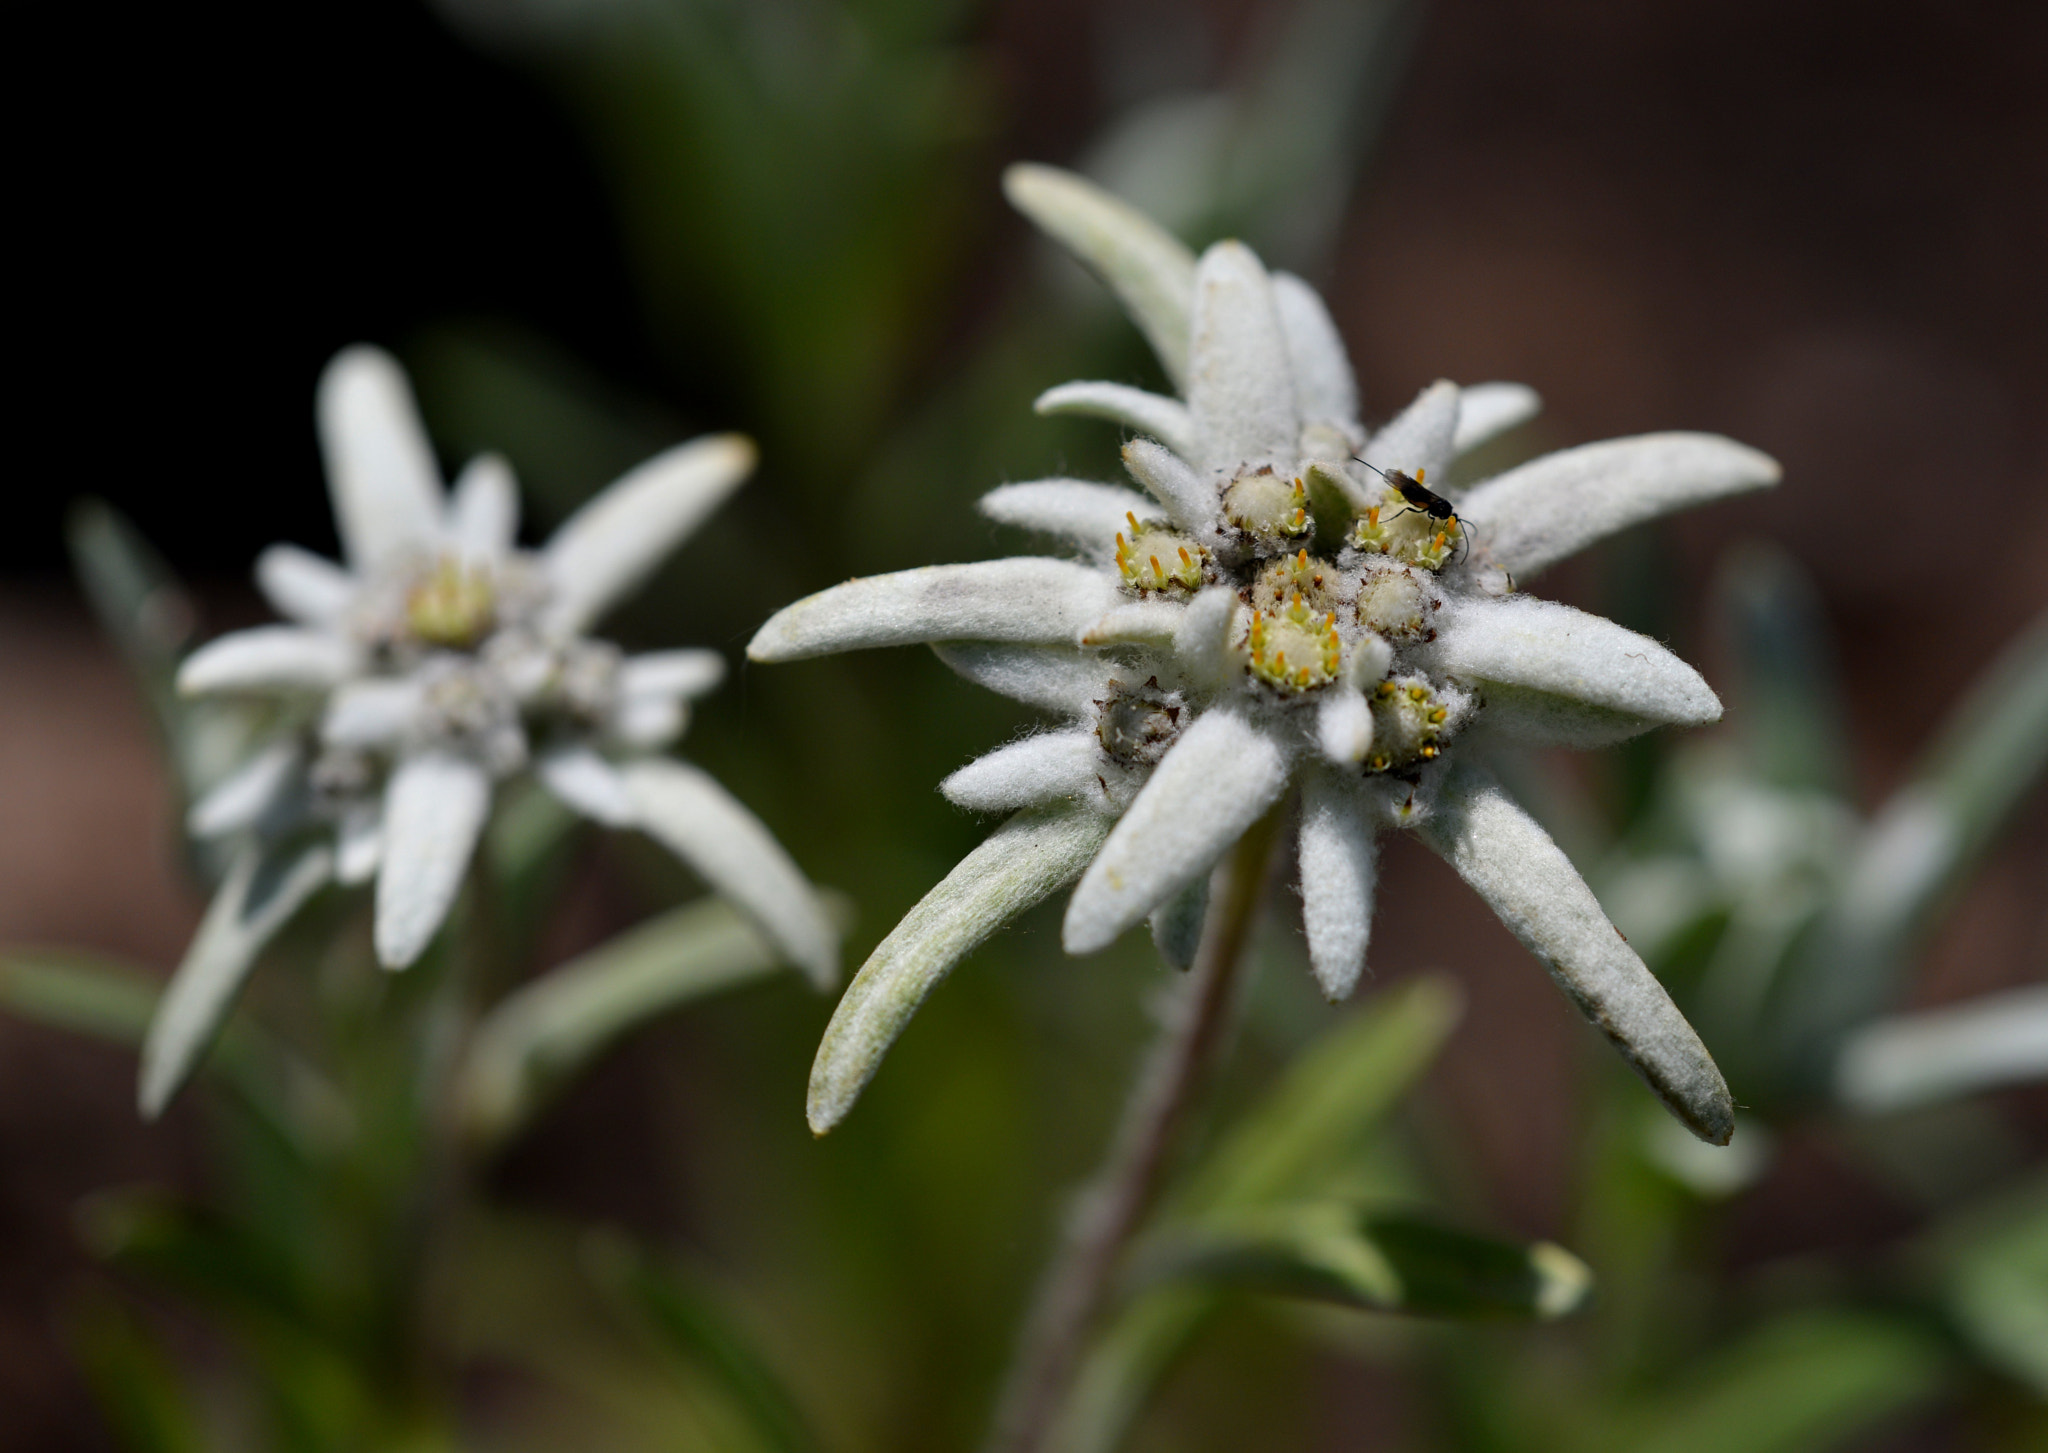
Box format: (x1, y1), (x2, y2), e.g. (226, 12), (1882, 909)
(143, 346), (837, 1116)
(754, 168), (1780, 1143)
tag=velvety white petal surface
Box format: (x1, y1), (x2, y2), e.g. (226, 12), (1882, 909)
(1466, 683), (1675, 749)
(930, 643), (1120, 716)
(1064, 708), (1290, 953)
(1173, 586), (1241, 693)
(1034, 382), (1198, 459)
(447, 453), (520, 559)
(1299, 769), (1379, 1001)
(618, 649), (726, 703)
(537, 745), (637, 827)
(1423, 595), (1721, 727)
(748, 560), (1119, 662)
(1418, 763), (1734, 1143)
(1271, 271), (1358, 432)
(619, 758), (836, 989)
(255, 545), (355, 627)
(941, 731), (1104, 813)
(1004, 163), (1197, 390)
(335, 804), (382, 885)
(1361, 379), (1460, 485)
(611, 696), (687, 750)
(809, 804), (1109, 1132)
(978, 479), (1164, 551)
(1187, 242), (1298, 474)
(1452, 383), (1542, 457)
(317, 346), (445, 575)
(139, 841), (334, 1118)
(321, 678), (426, 748)
(1315, 684), (1375, 765)
(186, 740), (302, 839)
(374, 751), (492, 970)
(1122, 438), (1220, 532)
(179, 627), (358, 696)
(1458, 433), (1780, 581)
(1835, 985), (2048, 1114)
(1080, 599), (1183, 648)
(1149, 874), (1210, 971)
(541, 433), (756, 636)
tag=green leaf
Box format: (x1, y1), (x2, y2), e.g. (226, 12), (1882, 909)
(1605, 1310), (1948, 1453)
(0, 950), (160, 1045)
(460, 895), (804, 1146)
(66, 1293), (211, 1453)
(1129, 1206), (1592, 1321)
(1715, 544), (1850, 795)
(1931, 1175), (2048, 1394)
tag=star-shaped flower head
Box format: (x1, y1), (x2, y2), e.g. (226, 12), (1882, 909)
(145, 346), (838, 1116)
(752, 166), (1780, 1143)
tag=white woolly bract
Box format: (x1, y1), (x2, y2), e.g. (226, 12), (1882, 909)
(1451, 383), (1542, 457)
(942, 731), (1106, 814)
(1034, 382), (1198, 460)
(619, 649), (726, 703)
(1121, 437), (1219, 533)
(809, 805), (1110, 1132)
(255, 545), (354, 627)
(1419, 763), (1734, 1144)
(537, 745), (636, 827)
(978, 479), (1163, 552)
(1271, 271), (1358, 436)
(930, 642), (1120, 717)
(1064, 708), (1290, 953)
(1424, 595), (1721, 727)
(1188, 242), (1298, 475)
(747, 559), (1118, 662)
(1361, 380), (1460, 485)
(447, 454), (519, 559)
(186, 740), (302, 839)
(374, 751), (492, 970)
(1458, 433), (1780, 581)
(1315, 685), (1374, 765)
(1298, 769), (1379, 1001)
(316, 346), (444, 575)
(179, 626), (359, 696)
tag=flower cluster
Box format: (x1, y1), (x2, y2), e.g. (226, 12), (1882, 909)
(751, 166), (1780, 1141)
(144, 347), (836, 1116)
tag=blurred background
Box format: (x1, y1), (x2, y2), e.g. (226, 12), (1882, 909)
(7, 0), (2045, 1448)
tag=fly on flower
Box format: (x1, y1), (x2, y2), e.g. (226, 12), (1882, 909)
(751, 164), (1781, 1144)
(140, 346), (839, 1118)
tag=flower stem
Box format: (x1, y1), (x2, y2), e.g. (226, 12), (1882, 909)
(984, 806), (1283, 1453)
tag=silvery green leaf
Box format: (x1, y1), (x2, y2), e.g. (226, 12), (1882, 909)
(1419, 762), (1734, 1144)
(374, 750), (492, 970)
(316, 345), (446, 575)
(1034, 383), (1198, 461)
(1834, 986), (2048, 1115)
(1452, 382), (1542, 456)
(748, 559), (1119, 662)
(808, 805), (1109, 1134)
(1935, 1177), (2048, 1396)
(1, 951), (161, 1046)
(139, 841), (333, 1118)
(1004, 163), (1198, 390)
(1147, 873), (1209, 971)
(541, 433), (756, 637)
(185, 740), (301, 839)
(1458, 433), (1780, 582)
(461, 896), (788, 1145)
(1716, 543), (1849, 793)
(619, 757), (837, 990)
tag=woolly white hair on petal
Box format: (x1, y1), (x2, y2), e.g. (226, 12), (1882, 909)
(1315, 685), (1375, 766)
(1121, 438), (1221, 533)
(931, 643), (1122, 717)
(618, 649), (726, 703)
(1423, 595), (1721, 727)
(374, 750), (493, 970)
(186, 740), (303, 839)
(1173, 587), (1241, 694)
(255, 545), (355, 627)
(1187, 242), (1298, 476)
(1034, 382), (1199, 461)
(1452, 383), (1542, 458)
(1298, 769), (1379, 1001)
(1064, 708), (1290, 953)
(317, 346), (446, 576)
(446, 453), (520, 560)
(748, 559), (1121, 662)
(1080, 599), (1184, 649)
(321, 678), (426, 749)
(537, 745), (637, 827)
(178, 627), (359, 696)
(942, 731), (1105, 814)
(978, 479), (1165, 553)
(1271, 271), (1359, 436)
(1419, 762), (1734, 1144)
(336, 804), (382, 885)
(1361, 379), (1461, 486)
(1457, 433), (1780, 582)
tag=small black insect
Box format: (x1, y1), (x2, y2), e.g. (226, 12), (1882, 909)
(1353, 459), (1473, 563)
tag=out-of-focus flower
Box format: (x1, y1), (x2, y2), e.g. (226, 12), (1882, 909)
(143, 347), (836, 1116)
(752, 166), (1780, 1141)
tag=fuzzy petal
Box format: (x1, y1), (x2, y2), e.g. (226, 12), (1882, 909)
(1299, 768), (1379, 1001)
(619, 649), (726, 704)
(1418, 762), (1734, 1143)
(316, 346), (445, 575)
(336, 804), (381, 885)
(447, 453), (520, 559)
(1173, 586), (1241, 694)
(1452, 383), (1542, 457)
(542, 433), (756, 636)
(1122, 438), (1219, 532)
(619, 758), (837, 990)
(941, 731), (1105, 813)
(931, 643), (1119, 716)
(1361, 379), (1460, 486)
(1188, 242), (1297, 475)
(1458, 433), (1780, 581)
(612, 696), (688, 750)
(1004, 164), (1197, 390)
(978, 479), (1164, 552)
(809, 804), (1109, 1132)
(1064, 708), (1290, 953)
(321, 677), (426, 749)
(178, 627), (358, 696)
(538, 745), (637, 827)
(1034, 383), (1199, 459)
(138, 840), (334, 1118)
(1423, 595), (1721, 728)
(748, 559), (1119, 662)
(186, 740), (303, 839)
(1272, 271), (1358, 433)
(374, 751), (492, 969)
(1080, 599), (1183, 648)
(255, 545), (355, 627)
(1315, 684), (1375, 766)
